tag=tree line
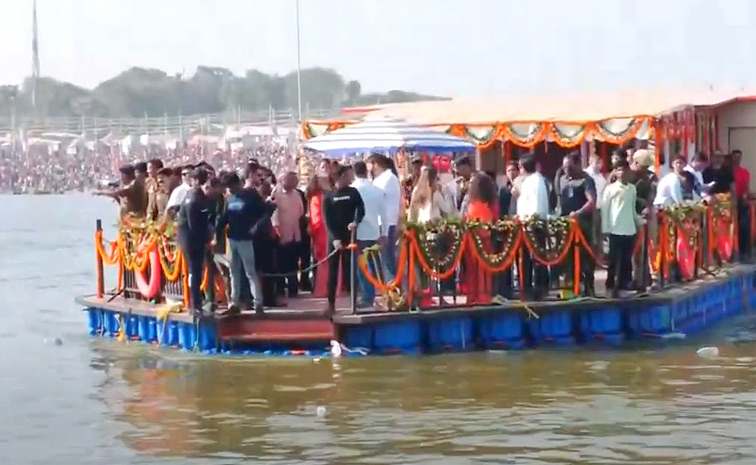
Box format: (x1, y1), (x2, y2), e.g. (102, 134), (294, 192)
(0, 66), (445, 119)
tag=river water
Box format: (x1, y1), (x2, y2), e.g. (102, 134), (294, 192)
(1, 195), (756, 465)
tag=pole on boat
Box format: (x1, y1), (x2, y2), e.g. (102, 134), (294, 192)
(350, 213), (358, 314)
(295, 0), (303, 125)
(96, 219), (104, 298)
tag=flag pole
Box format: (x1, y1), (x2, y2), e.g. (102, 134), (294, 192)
(295, 0), (303, 124)
(32, 0), (40, 112)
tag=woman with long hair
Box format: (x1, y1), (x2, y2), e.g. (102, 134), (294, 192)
(464, 172), (497, 304)
(307, 174), (332, 298)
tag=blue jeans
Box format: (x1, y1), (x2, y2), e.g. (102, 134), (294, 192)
(382, 226), (398, 278)
(357, 240), (378, 305)
(229, 239), (262, 309)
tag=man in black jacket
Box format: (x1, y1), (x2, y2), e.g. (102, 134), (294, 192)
(322, 164), (365, 316)
(177, 168), (212, 314)
(217, 172), (275, 314)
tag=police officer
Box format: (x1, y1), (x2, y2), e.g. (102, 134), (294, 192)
(177, 168), (213, 314)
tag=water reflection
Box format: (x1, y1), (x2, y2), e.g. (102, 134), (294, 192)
(90, 342), (756, 464)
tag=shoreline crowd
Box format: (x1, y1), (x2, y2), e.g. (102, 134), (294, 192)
(0, 138), (295, 194)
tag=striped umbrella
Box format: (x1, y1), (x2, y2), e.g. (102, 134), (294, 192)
(302, 116), (476, 158)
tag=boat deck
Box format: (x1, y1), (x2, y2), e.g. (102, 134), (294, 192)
(76, 264), (756, 354)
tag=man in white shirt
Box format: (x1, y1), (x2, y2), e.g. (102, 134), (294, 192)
(585, 154), (608, 260)
(516, 155), (549, 299)
(367, 152), (402, 277)
(165, 164), (193, 214)
(516, 157), (550, 219)
(602, 159), (643, 296)
(653, 156), (686, 207)
(352, 161), (388, 307)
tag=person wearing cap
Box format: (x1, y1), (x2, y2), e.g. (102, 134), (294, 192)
(630, 149), (657, 213)
(630, 149), (657, 288)
(176, 168), (213, 314)
(92, 164), (147, 218)
(155, 167), (173, 220)
(145, 158), (164, 221)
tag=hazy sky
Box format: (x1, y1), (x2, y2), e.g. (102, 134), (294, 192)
(2, 0), (755, 98)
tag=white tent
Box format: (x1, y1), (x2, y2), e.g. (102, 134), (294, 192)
(303, 116), (476, 158)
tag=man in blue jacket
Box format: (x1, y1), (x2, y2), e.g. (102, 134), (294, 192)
(218, 172), (275, 315)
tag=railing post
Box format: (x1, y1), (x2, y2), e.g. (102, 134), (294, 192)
(96, 219), (104, 298)
(205, 252), (215, 310)
(641, 222), (649, 290)
(657, 211), (665, 290)
(350, 242), (357, 315)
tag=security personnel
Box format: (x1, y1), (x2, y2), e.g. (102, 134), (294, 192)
(177, 168), (212, 314)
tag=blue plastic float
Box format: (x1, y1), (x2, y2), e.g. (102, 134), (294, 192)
(83, 268), (756, 356)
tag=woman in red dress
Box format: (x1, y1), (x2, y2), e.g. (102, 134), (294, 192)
(307, 175), (333, 298)
(464, 173), (498, 304)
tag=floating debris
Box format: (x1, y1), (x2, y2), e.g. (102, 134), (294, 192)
(315, 406), (326, 417)
(696, 347), (720, 358)
(330, 340), (342, 358)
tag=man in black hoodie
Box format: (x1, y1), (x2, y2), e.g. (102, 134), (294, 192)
(322, 164), (365, 316)
(177, 168), (212, 314)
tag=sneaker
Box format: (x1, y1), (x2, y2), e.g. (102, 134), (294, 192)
(227, 303), (241, 315)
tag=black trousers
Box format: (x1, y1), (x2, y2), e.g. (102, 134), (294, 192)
(254, 237), (278, 306)
(522, 229), (548, 298)
(738, 200), (752, 260)
(606, 234), (634, 290)
(327, 239), (352, 305)
(299, 230), (313, 290)
(180, 242), (205, 312)
(278, 241), (301, 298)
(491, 231), (513, 297)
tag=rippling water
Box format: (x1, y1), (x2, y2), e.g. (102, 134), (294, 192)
(2, 195), (756, 465)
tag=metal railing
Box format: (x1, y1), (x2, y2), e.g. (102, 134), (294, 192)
(0, 107), (338, 136)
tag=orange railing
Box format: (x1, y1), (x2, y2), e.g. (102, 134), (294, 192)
(94, 194), (747, 313)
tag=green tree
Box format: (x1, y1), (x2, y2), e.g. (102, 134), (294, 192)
(0, 66), (447, 118)
(345, 80), (361, 105)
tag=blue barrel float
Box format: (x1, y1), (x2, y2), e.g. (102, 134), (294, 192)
(529, 308), (575, 345)
(426, 316), (474, 352)
(579, 306), (624, 345)
(477, 312), (526, 349)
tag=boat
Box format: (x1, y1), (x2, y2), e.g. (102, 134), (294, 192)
(77, 88), (756, 356)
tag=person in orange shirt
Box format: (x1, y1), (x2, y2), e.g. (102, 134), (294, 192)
(306, 174), (333, 298)
(731, 150), (752, 259)
(464, 173), (498, 304)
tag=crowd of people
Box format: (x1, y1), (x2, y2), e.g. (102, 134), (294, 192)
(0, 138), (296, 194)
(97, 143), (752, 316)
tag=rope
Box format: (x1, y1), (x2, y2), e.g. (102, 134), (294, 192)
(257, 246), (342, 278)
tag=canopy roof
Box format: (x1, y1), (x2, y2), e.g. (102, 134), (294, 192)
(303, 116), (476, 157)
(358, 88), (756, 125)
